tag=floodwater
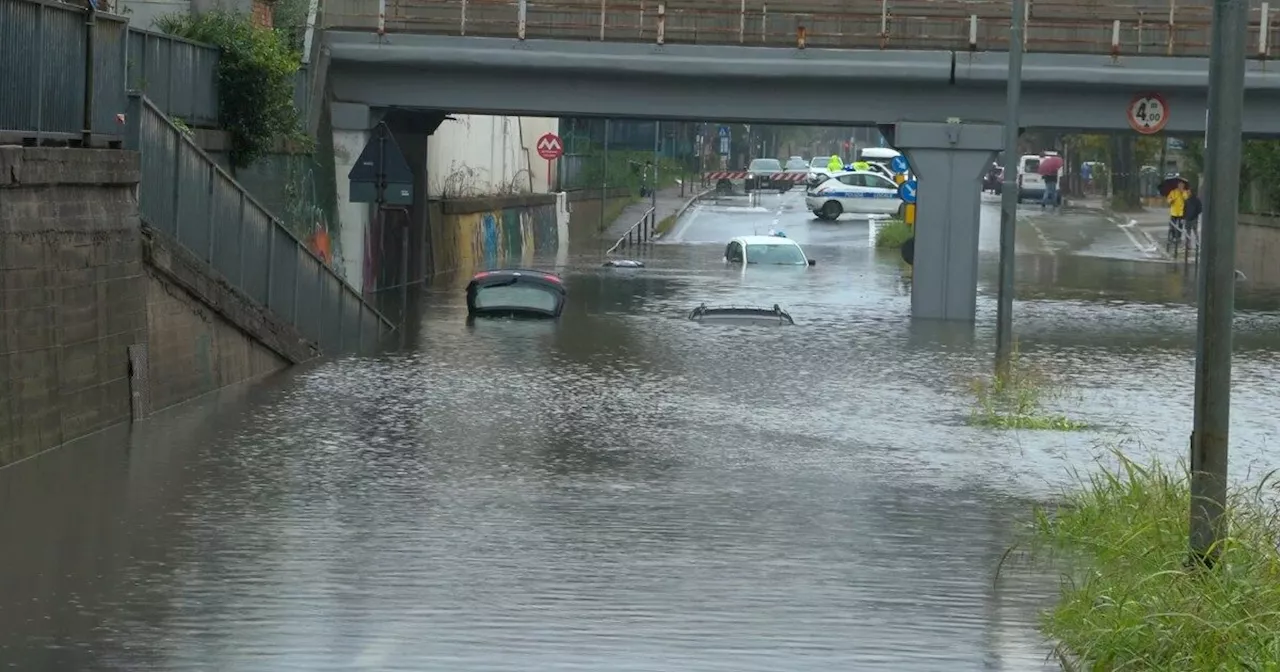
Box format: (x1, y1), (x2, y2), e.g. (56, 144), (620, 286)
(4, 195), (1280, 671)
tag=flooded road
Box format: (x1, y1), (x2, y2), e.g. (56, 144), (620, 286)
(5, 192), (1280, 671)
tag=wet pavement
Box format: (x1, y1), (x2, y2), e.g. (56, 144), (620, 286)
(5, 190), (1280, 671)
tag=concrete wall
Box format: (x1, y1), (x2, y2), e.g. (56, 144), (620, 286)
(428, 115), (560, 199)
(1238, 215), (1280, 288)
(429, 193), (569, 276)
(116, 0), (192, 30)
(0, 148), (291, 467)
(563, 187), (635, 245)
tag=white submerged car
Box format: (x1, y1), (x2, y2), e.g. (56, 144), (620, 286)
(724, 235), (815, 266)
(805, 171), (904, 221)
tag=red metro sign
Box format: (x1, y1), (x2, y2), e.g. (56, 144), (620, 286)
(536, 133), (564, 160)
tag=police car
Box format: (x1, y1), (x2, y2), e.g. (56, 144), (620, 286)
(805, 170), (904, 221)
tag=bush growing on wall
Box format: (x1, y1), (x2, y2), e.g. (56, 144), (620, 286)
(156, 10), (301, 169)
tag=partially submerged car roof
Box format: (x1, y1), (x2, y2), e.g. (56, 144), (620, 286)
(468, 269), (564, 288)
(687, 303), (795, 325)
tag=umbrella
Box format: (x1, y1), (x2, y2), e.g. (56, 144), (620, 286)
(1037, 155), (1064, 176)
(1158, 176), (1190, 197)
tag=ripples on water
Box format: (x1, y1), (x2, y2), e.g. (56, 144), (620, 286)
(3, 242), (1280, 671)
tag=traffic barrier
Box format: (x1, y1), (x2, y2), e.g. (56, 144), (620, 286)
(704, 171), (809, 181)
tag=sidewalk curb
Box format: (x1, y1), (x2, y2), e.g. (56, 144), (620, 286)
(653, 187), (714, 240)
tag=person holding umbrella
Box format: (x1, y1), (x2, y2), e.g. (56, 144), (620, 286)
(1037, 152), (1064, 210)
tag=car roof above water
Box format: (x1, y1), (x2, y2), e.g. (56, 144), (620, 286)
(468, 269), (565, 288)
(688, 303), (795, 324)
(733, 235), (803, 246)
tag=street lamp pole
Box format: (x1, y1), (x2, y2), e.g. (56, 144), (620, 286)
(994, 0), (1026, 372)
(1190, 0), (1247, 566)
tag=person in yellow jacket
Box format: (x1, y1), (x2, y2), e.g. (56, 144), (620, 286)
(1166, 180), (1190, 245)
(852, 160), (872, 172)
(826, 154), (843, 173)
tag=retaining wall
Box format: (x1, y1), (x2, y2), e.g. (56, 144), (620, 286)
(1239, 215), (1280, 287)
(429, 193), (569, 276)
(0, 148), (292, 467)
(564, 187), (635, 245)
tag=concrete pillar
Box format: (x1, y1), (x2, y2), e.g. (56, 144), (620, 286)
(331, 102), (373, 291)
(894, 121), (1004, 322)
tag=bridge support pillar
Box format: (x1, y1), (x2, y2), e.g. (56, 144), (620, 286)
(894, 121), (1004, 322)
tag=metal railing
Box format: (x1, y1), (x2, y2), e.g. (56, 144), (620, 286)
(0, 0), (128, 142)
(126, 93), (394, 354)
(126, 27), (220, 128)
(607, 207), (657, 255)
(322, 0), (1276, 58)
(1, 0), (221, 142)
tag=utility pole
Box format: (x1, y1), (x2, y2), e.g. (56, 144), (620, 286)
(994, 0), (1026, 373)
(652, 120), (660, 216)
(599, 118), (610, 233)
(1190, 0), (1247, 567)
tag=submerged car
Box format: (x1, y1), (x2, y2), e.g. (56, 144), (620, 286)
(465, 269), (567, 319)
(688, 303), (795, 325)
(724, 235), (815, 266)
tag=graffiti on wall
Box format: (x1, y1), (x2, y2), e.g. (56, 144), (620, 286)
(446, 203), (560, 274)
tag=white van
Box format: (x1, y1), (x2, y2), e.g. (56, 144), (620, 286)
(1017, 153), (1062, 202)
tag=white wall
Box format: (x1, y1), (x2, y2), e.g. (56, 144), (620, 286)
(331, 128), (370, 291)
(117, 0), (192, 30)
(427, 115), (559, 199)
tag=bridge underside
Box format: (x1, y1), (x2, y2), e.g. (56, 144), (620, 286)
(325, 33), (1280, 136)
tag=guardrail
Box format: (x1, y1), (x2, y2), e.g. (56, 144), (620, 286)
(607, 206), (657, 255)
(126, 93), (394, 353)
(1, 0), (223, 142)
(321, 0), (1277, 58)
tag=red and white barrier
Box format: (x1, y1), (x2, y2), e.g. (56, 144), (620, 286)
(703, 171), (809, 181)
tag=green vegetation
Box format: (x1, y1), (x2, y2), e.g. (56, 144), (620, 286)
(1029, 453), (1280, 669)
(568, 150), (689, 194)
(156, 10), (303, 169)
(873, 219), (913, 249)
(967, 350), (1087, 430)
(656, 213), (678, 235)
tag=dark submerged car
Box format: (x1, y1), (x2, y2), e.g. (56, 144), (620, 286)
(466, 269), (567, 319)
(687, 303), (795, 325)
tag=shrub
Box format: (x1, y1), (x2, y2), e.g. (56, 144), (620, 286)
(873, 218), (913, 249)
(1030, 453), (1280, 669)
(156, 10), (302, 169)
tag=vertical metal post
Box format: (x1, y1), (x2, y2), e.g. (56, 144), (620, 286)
(761, 3), (767, 41)
(206, 169), (216, 262)
(377, 0), (386, 34)
(652, 120), (659, 216)
(518, 0), (527, 39)
(600, 0), (607, 40)
(461, 0), (467, 34)
(739, 0), (746, 43)
(171, 134), (182, 239)
(657, 3), (665, 44)
(35, 6), (46, 135)
(1259, 2), (1270, 57)
(1190, 0), (1247, 566)
(600, 119), (610, 232)
(82, 5), (97, 146)
(995, 0), (1026, 371)
(266, 227), (276, 309)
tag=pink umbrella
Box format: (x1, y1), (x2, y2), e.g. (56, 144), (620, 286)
(1037, 155), (1064, 176)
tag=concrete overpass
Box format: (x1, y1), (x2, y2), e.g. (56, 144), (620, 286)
(317, 1), (1280, 322)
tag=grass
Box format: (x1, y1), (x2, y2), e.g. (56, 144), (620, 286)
(1026, 452), (1280, 670)
(874, 218), (914, 249)
(967, 349), (1088, 430)
(655, 213), (678, 234)
(600, 196), (640, 234)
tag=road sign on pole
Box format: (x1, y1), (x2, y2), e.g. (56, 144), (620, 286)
(718, 125), (730, 138)
(897, 179), (918, 204)
(536, 132), (564, 191)
(1128, 92), (1170, 134)
(903, 202), (916, 226)
(347, 121), (413, 205)
(890, 155), (910, 175)
(719, 137), (730, 156)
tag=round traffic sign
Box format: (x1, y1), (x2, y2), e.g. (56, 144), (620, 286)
(536, 133), (564, 160)
(1127, 92), (1169, 135)
(897, 179), (918, 204)
(890, 155), (909, 175)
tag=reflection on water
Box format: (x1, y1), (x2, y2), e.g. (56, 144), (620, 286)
(2, 244), (1279, 671)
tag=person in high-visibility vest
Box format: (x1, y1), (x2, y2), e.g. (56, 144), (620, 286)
(852, 160), (872, 172)
(826, 155), (843, 173)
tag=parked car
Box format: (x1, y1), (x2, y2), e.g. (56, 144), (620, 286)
(687, 303), (795, 325)
(465, 269), (567, 319)
(746, 158), (785, 193)
(723, 234), (815, 266)
(805, 170), (904, 220)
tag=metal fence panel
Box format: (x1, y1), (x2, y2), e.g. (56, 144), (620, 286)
(39, 6), (86, 135)
(94, 19), (128, 133)
(138, 108), (177, 233)
(341, 294), (362, 350)
(240, 205), (272, 306)
(127, 28), (220, 127)
(176, 149), (214, 260)
(269, 227), (299, 325)
(317, 273), (340, 353)
(210, 184), (244, 282)
(295, 250), (324, 341)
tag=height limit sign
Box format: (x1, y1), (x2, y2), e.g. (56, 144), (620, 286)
(1128, 92), (1169, 135)
(536, 132), (564, 191)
